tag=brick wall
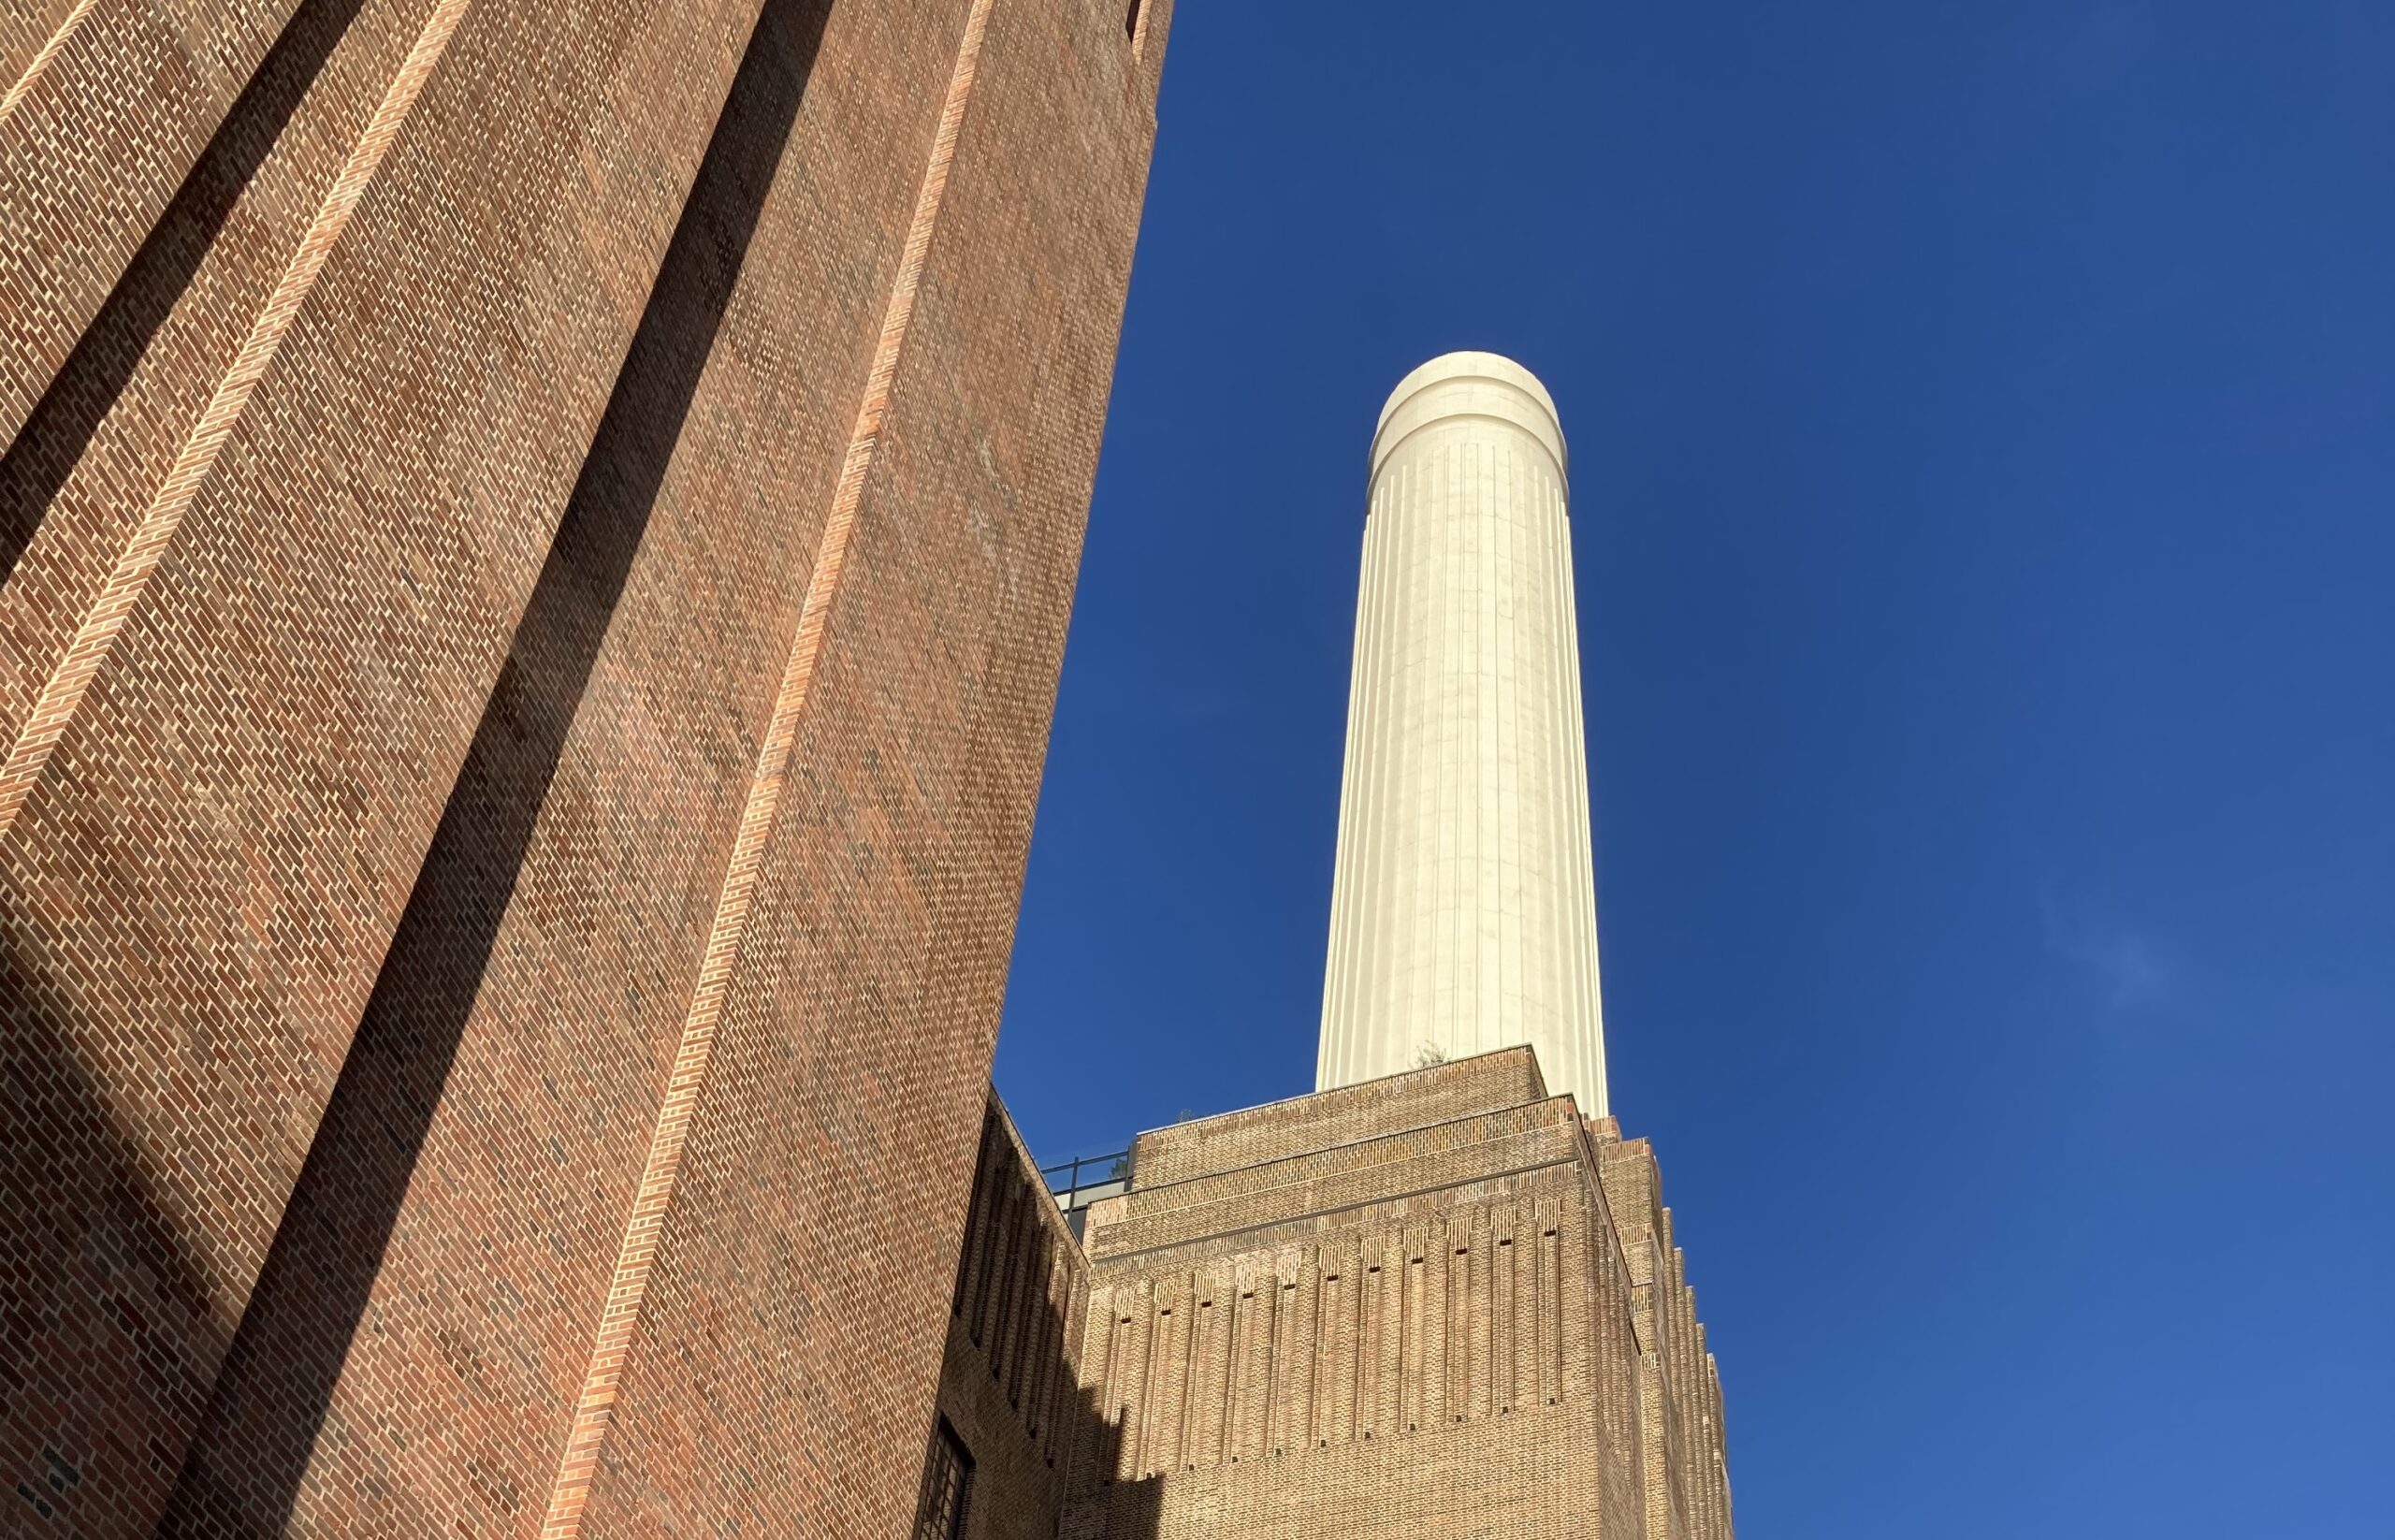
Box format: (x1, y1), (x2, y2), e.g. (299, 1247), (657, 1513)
(936, 1098), (1106, 1540)
(1128, 1041), (1549, 1187)
(1067, 1051), (1656, 1540)
(936, 1089), (1648, 1540)
(0, 0), (303, 447)
(0, 2), (1169, 1534)
(922, 1066), (1734, 1540)
(926, 1051), (1735, 1540)
(1599, 1134), (1736, 1540)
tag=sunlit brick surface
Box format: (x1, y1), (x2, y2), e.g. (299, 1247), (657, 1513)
(936, 1052), (1734, 1540)
(0, 1), (301, 445)
(0, 2), (1168, 1533)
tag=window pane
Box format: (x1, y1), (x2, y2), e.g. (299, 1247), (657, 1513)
(914, 1418), (973, 1540)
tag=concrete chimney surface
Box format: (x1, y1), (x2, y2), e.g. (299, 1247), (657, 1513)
(1318, 351), (1609, 1117)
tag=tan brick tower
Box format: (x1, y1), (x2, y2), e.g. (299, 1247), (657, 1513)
(934, 1058), (1734, 1540)
(0, 3), (1171, 1535)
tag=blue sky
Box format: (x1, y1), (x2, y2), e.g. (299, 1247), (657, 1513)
(994, 3), (2393, 1534)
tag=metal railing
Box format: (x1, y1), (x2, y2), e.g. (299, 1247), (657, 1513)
(1039, 1150), (1129, 1211)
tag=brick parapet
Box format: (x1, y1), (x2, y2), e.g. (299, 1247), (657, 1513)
(1088, 1161), (1593, 1283)
(926, 1063), (1726, 1540)
(1128, 1046), (1548, 1187)
(1091, 1097), (1586, 1260)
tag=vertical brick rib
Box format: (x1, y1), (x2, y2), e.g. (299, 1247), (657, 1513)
(0, 0), (472, 842)
(531, 3), (996, 1534)
(0, 0), (95, 126)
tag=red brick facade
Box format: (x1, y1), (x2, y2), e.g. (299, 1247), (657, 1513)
(0, 2), (1169, 1534)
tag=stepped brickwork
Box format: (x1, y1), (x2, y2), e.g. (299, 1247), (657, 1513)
(935, 1051), (1734, 1540)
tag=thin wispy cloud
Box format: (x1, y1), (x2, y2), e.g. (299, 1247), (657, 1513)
(2040, 896), (2181, 1014)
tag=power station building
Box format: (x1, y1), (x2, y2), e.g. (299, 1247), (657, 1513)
(0, 4), (1730, 1535)
(928, 356), (1733, 1540)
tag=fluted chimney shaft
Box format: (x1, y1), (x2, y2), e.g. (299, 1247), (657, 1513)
(1317, 352), (1608, 1116)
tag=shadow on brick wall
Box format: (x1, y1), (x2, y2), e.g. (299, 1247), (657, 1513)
(932, 1101), (1160, 1540)
(0, 934), (225, 1536)
(149, 1), (838, 1533)
(0, 0), (370, 579)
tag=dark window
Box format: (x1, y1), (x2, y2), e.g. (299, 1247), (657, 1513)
(1125, 0), (1143, 42)
(914, 1417), (974, 1540)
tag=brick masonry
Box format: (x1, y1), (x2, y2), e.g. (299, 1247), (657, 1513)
(935, 1050), (1735, 1540)
(940, 1099), (1106, 1540)
(0, 1), (1169, 1534)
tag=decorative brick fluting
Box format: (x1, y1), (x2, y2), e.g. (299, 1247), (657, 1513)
(936, 1051), (1735, 1540)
